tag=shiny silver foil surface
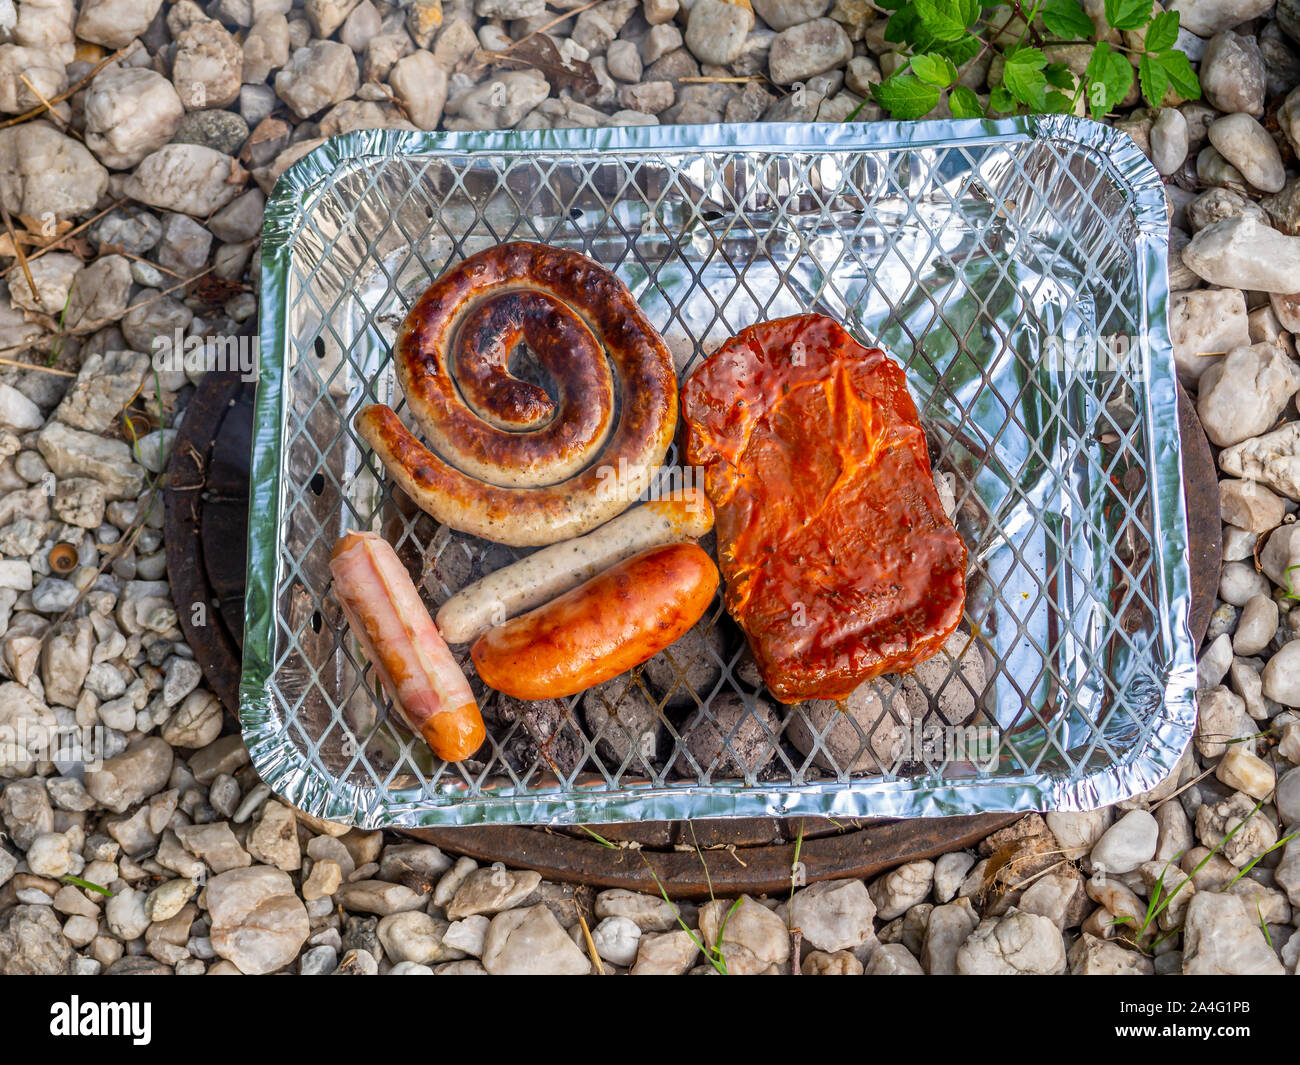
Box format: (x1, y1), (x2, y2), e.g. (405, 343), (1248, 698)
(246, 118), (1195, 827)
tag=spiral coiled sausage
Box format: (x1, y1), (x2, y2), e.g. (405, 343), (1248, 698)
(356, 242), (678, 547)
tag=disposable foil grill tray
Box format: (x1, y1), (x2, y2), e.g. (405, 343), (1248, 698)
(246, 119), (1196, 827)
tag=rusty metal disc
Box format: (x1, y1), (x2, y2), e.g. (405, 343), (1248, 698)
(402, 815), (1020, 900)
(169, 371), (1222, 896)
(164, 371), (255, 717)
(1178, 381), (1221, 648)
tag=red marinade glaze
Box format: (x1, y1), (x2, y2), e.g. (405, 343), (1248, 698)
(680, 313), (967, 703)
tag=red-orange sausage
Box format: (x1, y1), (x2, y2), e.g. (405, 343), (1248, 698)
(330, 531), (485, 761)
(470, 543), (720, 700)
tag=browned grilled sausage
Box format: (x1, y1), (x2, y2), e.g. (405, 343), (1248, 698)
(356, 242), (678, 547)
(470, 543), (719, 700)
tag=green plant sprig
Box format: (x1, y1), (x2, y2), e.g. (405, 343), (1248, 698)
(866, 0), (1201, 122)
(61, 874), (113, 897)
(1109, 797), (1295, 954)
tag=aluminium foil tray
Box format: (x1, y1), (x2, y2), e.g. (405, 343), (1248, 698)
(246, 118), (1195, 827)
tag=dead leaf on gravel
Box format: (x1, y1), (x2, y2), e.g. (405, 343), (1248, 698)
(489, 35), (599, 100)
(226, 156), (250, 186)
(189, 275), (248, 306)
(0, 215), (75, 256)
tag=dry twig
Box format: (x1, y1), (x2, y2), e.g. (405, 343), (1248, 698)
(574, 910), (605, 975)
(679, 75), (764, 84)
(0, 43), (137, 129)
(17, 73), (77, 136)
(0, 356), (75, 376)
(0, 202), (37, 300)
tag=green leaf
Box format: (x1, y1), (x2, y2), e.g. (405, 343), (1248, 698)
(911, 52), (959, 86)
(1003, 46), (1049, 109)
(939, 35), (982, 67)
(882, 7), (907, 40)
(1138, 52), (1168, 106)
(1045, 89), (1074, 113)
(914, 0), (979, 41)
(1045, 61), (1075, 89)
(1084, 41), (1133, 117)
(1143, 9), (1180, 51)
(1158, 48), (1201, 99)
(1041, 0), (1095, 39)
(948, 84), (986, 118)
(989, 84), (1016, 113)
(888, 7), (939, 52)
(1104, 0), (1153, 31)
(871, 74), (943, 120)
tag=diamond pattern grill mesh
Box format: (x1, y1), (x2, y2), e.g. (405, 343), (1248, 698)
(247, 126), (1190, 825)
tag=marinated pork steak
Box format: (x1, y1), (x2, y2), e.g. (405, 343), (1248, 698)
(680, 313), (967, 703)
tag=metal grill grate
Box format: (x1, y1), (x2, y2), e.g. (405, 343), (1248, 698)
(245, 119), (1195, 827)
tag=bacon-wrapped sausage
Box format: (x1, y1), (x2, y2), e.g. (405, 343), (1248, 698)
(329, 530), (484, 762)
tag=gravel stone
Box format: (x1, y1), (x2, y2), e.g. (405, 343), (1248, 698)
(1184, 214), (1300, 293)
(0, 905), (72, 974)
(1169, 287), (1251, 386)
(444, 69), (548, 129)
(446, 863), (541, 919)
(788, 878), (876, 951)
(684, 0), (753, 67)
(76, 0), (164, 47)
(123, 144), (247, 216)
(768, 17), (852, 85)
(605, 40), (642, 82)
(1208, 112), (1286, 193)
(922, 896), (979, 974)
(174, 110), (250, 156)
(243, 13), (291, 83)
(1197, 342), (1300, 447)
(0, 122), (108, 221)
(631, 929), (699, 974)
(481, 904), (591, 975)
(1149, 107), (1188, 176)
(1196, 791), (1278, 867)
(83, 67), (183, 170)
(1167, 0), (1272, 37)
(1188, 188), (1269, 234)
(1183, 891), (1285, 973)
(1089, 808), (1158, 874)
(956, 909), (1067, 975)
(275, 40), (359, 118)
(1199, 30), (1266, 115)
(84, 737), (173, 814)
(376, 910), (464, 964)
(173, 18), (244, 110)
(698, 895), (789, 973)
(206, 865), (310, 974)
